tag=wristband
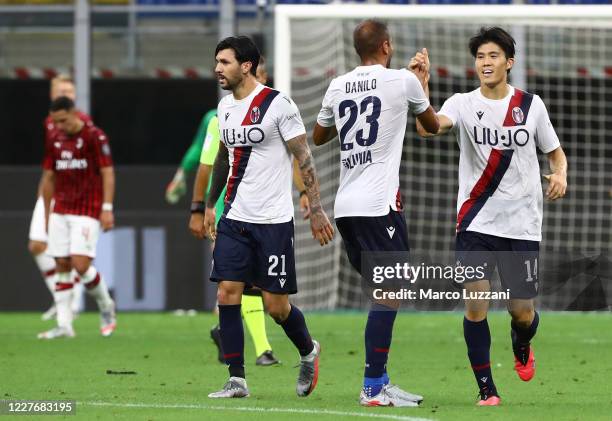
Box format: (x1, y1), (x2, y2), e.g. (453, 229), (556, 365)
(299, 190), (307, 198)
(190, 201), (205, 214)
(102, 203), (113, 212)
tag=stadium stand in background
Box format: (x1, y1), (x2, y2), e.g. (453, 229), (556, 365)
(0, 0), (609, 79)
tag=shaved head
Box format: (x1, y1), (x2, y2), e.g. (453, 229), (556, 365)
(353, 19), (390, 60)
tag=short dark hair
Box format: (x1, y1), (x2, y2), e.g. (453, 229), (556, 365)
(215, 36), (260, 76)
(49, 96), (75, 112)
(353, 19), (390, 60)
(469, 27), (516, 60)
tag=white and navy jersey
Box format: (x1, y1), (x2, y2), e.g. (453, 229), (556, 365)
(218, 83), (306, 224)
(317, 64), (430, 218)
(439, 85), (561, 241)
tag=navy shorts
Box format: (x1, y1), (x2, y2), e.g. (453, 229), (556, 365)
(336, 209), (410, 275)
(211, 216), (297, 295)
(456, 231), (539, 299)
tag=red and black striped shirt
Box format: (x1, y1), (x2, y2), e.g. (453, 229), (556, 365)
(43, 121), (113, 219)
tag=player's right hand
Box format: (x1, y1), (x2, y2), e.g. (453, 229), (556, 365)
(189, 212), (206, 239)
(203, 207), (217, 241)
(309, 207), (334, 246)
(166, 169), (187, 204)
(408, 48), (430, 86)
(409, 48), (430, 71)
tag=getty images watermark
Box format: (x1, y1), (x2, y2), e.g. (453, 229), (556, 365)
(359, 251), (521, 304)
(369, 261), (510, 301)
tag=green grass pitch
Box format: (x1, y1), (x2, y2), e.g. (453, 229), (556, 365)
(2, 312), (611, 420)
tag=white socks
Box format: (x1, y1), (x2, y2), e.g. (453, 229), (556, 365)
(81, 266), (113, 312)
(53, 272), (73, 330)
(70, 270), (84, 313)
(34, 253), (56, 294)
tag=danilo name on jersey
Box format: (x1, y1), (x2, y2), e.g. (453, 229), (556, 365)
(345, 79), (377, 94)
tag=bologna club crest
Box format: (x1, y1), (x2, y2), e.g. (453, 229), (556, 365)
(512, 106), (524, 124)
(250, 106), (261, 124)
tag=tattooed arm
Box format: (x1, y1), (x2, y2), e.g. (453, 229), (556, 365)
(286, 134), (334, 245)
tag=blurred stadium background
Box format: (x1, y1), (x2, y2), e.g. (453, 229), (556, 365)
(0, 0), (610, 315)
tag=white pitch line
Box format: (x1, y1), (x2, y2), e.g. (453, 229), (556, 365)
(83, 401), (436, 421)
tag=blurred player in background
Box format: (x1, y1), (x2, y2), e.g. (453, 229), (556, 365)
(313, 20), (439, 407)
(191, 36), (333, 398)
(37, 96), (117, 339)
(181, 58), (310, 366)
(411, 27), (567, 406)
(30, 74), (87, 321)
(165, 108), (217, 204)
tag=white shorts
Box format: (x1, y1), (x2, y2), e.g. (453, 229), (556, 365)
(47, 213), (101, 258)
(28, 196), (48, 242)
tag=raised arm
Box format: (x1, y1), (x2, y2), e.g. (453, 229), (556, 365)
(286, 134), (334, 245)
(416, 113), (453, 138)
(543, 146), (567, 201)
(409, 48), (452, 138)
(416, 107), (442, 137)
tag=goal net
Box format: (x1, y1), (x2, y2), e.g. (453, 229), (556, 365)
(276, 5), (612, 311)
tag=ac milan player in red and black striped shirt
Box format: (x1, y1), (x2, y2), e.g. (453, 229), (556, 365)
(38, 96), (117, 339)
(29, 75), (92, 321)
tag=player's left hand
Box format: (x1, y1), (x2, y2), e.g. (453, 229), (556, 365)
(543, 173), (567, 201)
(299, 193), (311, 220)
(309, 207), (334, 246)
(100, 210), (114, 231)
(165, 169), (187, 204)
